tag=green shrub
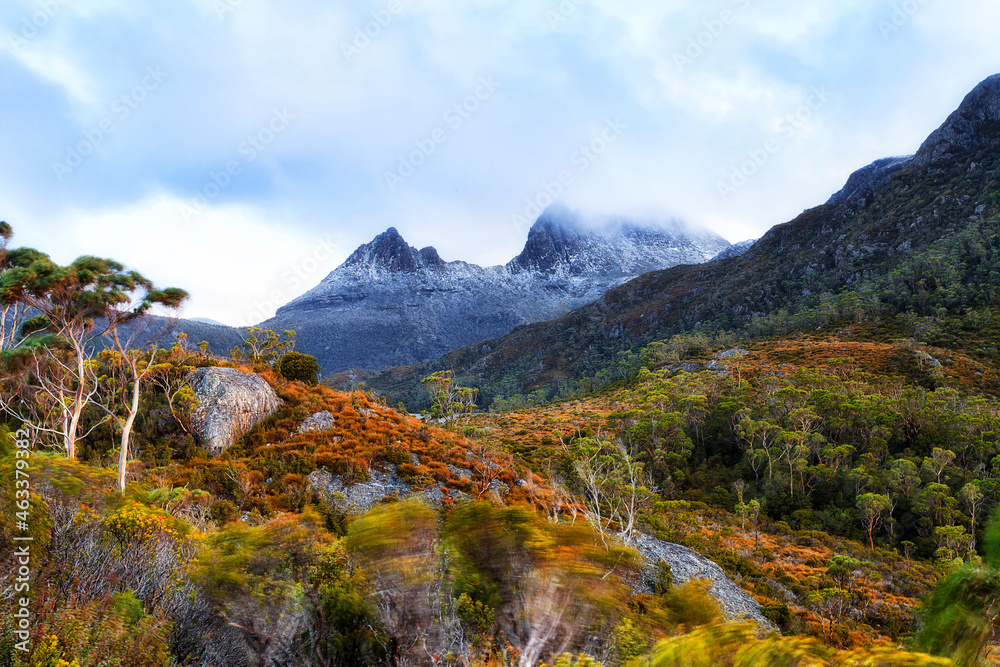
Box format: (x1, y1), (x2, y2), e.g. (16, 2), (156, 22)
(761, 603), (792, 630)
(653, 561), (674, 595)
(110, 590), (145, 625)
(708, 549), (764, 580)
(0, 595), (172, 666)
(277, 352), (321, 384)
(209, 499), (238, 525)
(612, 616), (647, 662)
(660, 580), (722, 628)
(456, 593), (495, 636)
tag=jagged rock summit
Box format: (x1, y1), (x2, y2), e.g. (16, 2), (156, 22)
(508, 204), (726, 277)
(914, 73), (1000, 165)
(829, 74), (1000, 205)
(342, 227), (446, 275)
(263, 206), (729, 373)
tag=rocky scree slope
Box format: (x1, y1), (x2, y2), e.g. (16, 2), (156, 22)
(258, 205), (728, 373)
(629, 532), (770, 627)
(359, 74), (1000, 407)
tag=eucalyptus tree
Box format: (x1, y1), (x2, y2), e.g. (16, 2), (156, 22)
(98, 275), (188, 493)
(0, 227), (187, 463)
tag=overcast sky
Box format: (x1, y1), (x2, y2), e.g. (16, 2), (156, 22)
(2, 0), (999, 325)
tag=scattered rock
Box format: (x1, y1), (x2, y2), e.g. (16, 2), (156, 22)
(487, 479), (510, 499)
(297, 410), (337, 434)
(920, 352), (943, 367)
(447, 464), (473, 479)
(308, 466), (472, 513)
(715, 349), (749, 360)
(629, 531), (772, 628)
(308, 467), (412, 513)
(418, 486), (472, 507)
(190, 367), (282, 455)
(705, 361), (730, 376)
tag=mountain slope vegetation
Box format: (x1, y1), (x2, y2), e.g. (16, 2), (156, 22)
(356, 75), (1000, 411)
(7, 76), (1000, 666)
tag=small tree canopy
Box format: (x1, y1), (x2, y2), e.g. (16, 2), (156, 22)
(277, 351), (321, 384)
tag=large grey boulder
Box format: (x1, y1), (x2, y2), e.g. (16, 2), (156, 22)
(308, 467), (414, 513)
(190, 367), (282, 454)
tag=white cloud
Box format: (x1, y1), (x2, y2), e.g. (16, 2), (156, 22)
(52, 193), (346, 326)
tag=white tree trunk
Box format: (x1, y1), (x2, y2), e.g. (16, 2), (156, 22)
(118, 373), (143, 495)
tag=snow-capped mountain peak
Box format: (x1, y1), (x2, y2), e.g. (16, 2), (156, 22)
(267, 206), (730, 372)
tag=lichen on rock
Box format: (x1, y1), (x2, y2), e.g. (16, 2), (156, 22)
(297, 410), (337, 433)
(190, 367), (282, 454)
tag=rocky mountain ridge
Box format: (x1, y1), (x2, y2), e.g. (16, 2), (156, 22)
(355, 73), (1000, 408)
(711, 238), (757, 261)
(828, 73), (1000, 205)
(260, 206), (729, 372)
